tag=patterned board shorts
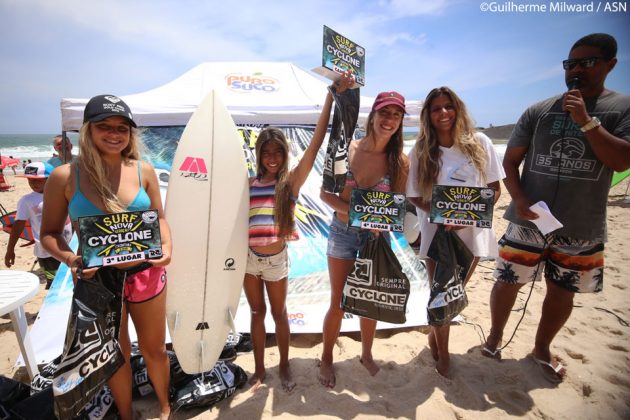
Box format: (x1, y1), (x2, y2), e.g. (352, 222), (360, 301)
(38, 256), (61, 281)
(493, 223), (604, 293)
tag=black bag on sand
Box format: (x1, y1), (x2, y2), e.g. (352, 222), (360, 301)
(52, 265), (134, 419)
(6, 386), (55, 420)
(341, 234), (410, 324)
(0, 375), (30, 410)
(322, 85), (360, 193)
(170, 361), (248, 412)
(426, 226), (474, 326)
(30, 356), (116, 419)
(0, 375), (32, 419)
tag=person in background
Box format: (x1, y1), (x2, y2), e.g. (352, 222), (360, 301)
(47, 134), (76, 168)
(40, 95), (172, 419)
(484, 33), (630, 383)
(4, 162), (73, 288)
(318, 89), (409, 388)
(406, 87), (504, 377)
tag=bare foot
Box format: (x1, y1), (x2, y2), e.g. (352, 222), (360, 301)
(248, 370), (266, 392)
(435, 355), (450, 378)
(318, 360), (336, 388)
(159, 409), (171, 420)
(359, 357), (380, 376)
(279, 363), (296, 392)
(428, 330), (439, 361)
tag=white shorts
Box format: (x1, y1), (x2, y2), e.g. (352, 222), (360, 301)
(245, 247), (289, 282)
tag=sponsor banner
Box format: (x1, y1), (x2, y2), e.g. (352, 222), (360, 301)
(430, 185), (495, 228)
(78, 210), (162, 268)
(225, 73), (280, 93)
(348, 189), (406, 232)
(312, 25), (365, 87)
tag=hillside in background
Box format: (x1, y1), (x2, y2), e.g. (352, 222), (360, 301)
(480, 124), (515, 141)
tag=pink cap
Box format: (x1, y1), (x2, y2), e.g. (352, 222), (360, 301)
(372, 91), (406, 113)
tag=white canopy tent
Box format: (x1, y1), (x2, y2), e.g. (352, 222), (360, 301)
(60, 62), (421, 130)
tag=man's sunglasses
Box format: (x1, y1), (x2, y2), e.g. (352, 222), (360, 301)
(562, 56), (605, 71)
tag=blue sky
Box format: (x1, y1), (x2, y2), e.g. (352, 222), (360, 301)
(0, 0), (628, 133)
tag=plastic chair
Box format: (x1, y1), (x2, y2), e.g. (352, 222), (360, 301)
(0, 173), (13, 191)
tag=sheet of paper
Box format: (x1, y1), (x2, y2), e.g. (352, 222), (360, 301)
(529, 201), (563, 235)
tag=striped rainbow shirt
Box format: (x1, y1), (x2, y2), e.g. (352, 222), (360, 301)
(249, 178), (299, 246)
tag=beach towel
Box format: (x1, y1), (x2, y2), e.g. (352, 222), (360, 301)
(341, 234), (410, 324)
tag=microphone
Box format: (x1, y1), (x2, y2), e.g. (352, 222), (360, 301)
(566, 76), (580, 90)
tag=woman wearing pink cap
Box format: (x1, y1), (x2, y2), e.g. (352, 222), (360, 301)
(318, 89), (409, 388)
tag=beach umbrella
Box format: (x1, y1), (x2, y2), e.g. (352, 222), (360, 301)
(0, 155), (20, 169)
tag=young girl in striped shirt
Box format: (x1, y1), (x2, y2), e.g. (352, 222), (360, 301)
(245, 73), (354, 392)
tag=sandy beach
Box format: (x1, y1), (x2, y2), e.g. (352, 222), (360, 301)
(1, 173), (629, 419)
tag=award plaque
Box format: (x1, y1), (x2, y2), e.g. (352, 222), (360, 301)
(312, 25), (365, 87)
(78, 209), (163, 268)
(348, 188), (406, 232)
(430, 185), (495, 228)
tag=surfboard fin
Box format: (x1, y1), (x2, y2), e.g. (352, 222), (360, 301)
(199, 340), (205, 371)
(227, 308), (237, 333)
(173, 311), (180, 331)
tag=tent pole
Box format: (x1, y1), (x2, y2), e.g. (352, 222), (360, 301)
(61, 130), (68, 163)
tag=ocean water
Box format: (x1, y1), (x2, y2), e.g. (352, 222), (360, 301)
(0, 132), (507, 168)
(0, 133), (78, 164)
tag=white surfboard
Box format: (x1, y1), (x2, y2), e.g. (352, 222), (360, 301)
(165, 90), (249, 374)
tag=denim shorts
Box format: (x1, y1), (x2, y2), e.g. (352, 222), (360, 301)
(326, 215), (372, 260)
(245, 247), (289, 282)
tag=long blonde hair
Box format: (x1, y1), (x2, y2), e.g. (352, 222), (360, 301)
(77, 122), (142, 213)
(364, 109), (408, 192)
(415, 87), (486, 198)
(254, 128), (294, 238)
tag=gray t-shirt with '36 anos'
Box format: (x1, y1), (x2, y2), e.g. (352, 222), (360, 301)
(504, 90), (630, 242)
